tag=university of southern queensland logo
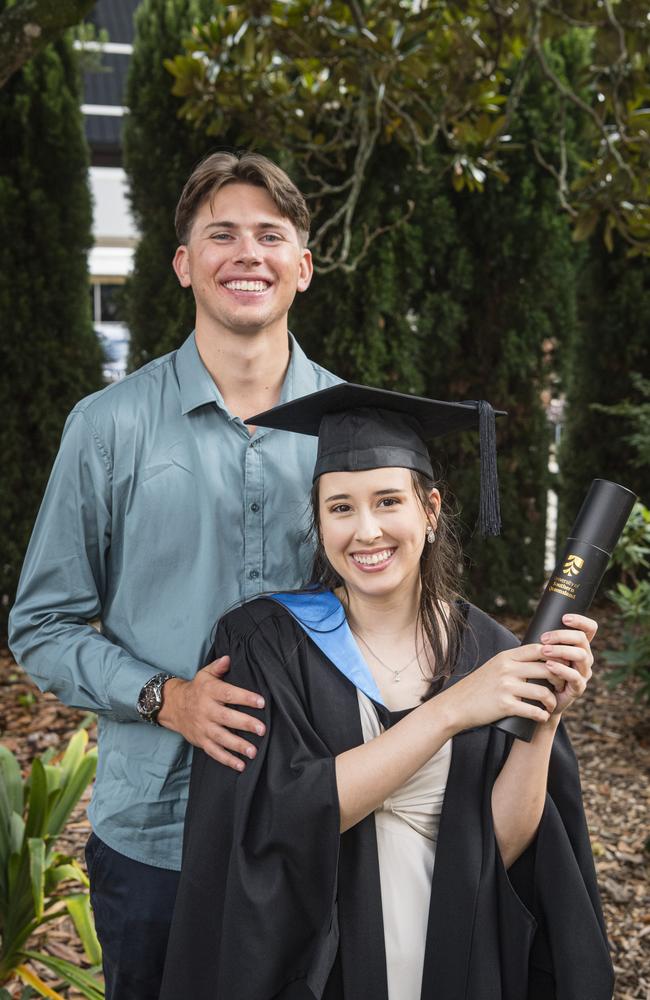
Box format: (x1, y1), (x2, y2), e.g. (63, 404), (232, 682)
(562, 554), (584, 577)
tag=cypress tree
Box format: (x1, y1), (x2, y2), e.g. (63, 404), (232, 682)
(123, 0), (223, 369)
(0, 31), (103, 633)
(559, 241), (650, 523)
(293, 102), (578, 613)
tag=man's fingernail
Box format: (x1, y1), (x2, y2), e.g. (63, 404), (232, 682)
(246, 746), (256, 759)
(236, 761), (245, 772)
(256, 698), (265, 709)
(255, 724), (265, 736)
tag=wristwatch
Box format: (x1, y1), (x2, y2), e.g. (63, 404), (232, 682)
(136, 672), (177, 725)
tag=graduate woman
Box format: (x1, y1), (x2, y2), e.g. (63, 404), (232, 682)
(160, 385), (614, 1000)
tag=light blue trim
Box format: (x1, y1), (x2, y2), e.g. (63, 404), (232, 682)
(269, 589), (386, 707)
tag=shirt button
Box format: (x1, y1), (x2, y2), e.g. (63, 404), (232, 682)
(249, 569), (259, 580)
(250, 502), (260, 513)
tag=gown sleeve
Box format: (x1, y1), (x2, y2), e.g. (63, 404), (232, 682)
(437, 606), (614, 1000)
(160, 605), (341, 1000)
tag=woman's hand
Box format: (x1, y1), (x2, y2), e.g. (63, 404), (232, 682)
(539, 612), (596, 716)
(444, 612), (597, 734)
(444, 644), (559, 731)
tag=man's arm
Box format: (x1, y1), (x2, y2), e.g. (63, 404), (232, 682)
(9, 407), (265, 756)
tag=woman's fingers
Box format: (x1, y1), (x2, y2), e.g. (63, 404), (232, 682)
(561, 613), (598, 641)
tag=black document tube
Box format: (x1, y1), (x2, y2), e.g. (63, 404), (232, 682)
(494, 479), (636, 742)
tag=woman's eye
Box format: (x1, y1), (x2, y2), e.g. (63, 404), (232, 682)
(378, 497), (399, 507)
(330, 504), (351, 514)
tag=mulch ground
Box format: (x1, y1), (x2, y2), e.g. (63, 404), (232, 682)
(1, 604), (648, 999)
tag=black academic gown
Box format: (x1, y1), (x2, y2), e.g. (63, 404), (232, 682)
(159, 596), (614, 1000)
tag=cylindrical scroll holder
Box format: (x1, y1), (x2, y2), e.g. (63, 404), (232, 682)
(494, 479), (636, 742)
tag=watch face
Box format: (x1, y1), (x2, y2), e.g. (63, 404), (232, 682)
(140, 687), (159, 714)
(138, 678), (163, 717)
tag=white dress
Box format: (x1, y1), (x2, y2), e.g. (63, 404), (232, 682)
(357, 691), (452, 1000)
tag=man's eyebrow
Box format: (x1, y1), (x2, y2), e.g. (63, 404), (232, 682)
(202, 220), (292, 233)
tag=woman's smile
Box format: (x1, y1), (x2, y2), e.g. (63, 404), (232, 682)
(349, 547), (397, 571)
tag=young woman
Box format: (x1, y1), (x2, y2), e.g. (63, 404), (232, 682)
(160, 385), (613, 1000)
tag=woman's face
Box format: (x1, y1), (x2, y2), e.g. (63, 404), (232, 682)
(317, 467), (440, 601)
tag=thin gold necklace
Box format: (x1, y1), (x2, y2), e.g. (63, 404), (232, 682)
(351, 627), (423, 684)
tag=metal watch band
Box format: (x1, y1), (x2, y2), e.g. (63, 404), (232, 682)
(136, 671), (177, 726)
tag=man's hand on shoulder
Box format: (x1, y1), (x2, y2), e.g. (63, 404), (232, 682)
(157, 657), (266, 771)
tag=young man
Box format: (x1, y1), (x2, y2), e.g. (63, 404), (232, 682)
(9, 152), (339, 999)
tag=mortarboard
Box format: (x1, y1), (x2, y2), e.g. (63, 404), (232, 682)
(246, 383), (505, 536)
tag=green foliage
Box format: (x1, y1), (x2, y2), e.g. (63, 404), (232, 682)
(558, 244), (650, 533)
(602, 502), (650, 703)
(0, 29), (104, 636)
(123, 0), (223, 368)
(166, 0), (650, 260)
(0, 730), (103, 997)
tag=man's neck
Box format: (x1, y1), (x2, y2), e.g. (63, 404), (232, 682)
(195, 323), (291, 424)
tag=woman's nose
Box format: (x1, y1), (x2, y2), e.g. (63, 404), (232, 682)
(354, 510), (382, 543)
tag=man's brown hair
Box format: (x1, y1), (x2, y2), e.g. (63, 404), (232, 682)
(175, 151), (310, 246)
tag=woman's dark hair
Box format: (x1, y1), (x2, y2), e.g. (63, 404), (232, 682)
(308, 470), (466, 698)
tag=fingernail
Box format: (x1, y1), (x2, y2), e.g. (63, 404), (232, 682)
(256, 698), (265, 709)
(236, 761), (245, 772)
(540, 632), (551, 642)
(255, 724), (265, 736)
(542, 645), (553, 655)
(563, 614), (575, 622)
(246, 746), (256, 759)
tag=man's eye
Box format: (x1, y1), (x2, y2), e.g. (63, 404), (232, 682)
(261, 233), (282, 242)
(211, 233), (232, 240)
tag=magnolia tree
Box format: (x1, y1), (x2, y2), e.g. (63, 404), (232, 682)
(166, 0), (650, 270)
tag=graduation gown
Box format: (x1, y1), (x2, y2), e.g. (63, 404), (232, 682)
(160, 592), (614, 1000)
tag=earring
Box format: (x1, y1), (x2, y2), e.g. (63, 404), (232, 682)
(426, 525), (436, 544)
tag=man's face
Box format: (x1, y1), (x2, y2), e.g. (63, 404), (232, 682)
(173, 182), (313, 339)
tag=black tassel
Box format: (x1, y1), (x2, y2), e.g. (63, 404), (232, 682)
(477, 400), (501, 537)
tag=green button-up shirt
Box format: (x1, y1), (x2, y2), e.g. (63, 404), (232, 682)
(9, 332), (339, 869)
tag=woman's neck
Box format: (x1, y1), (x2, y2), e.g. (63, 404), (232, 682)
(338, 578), (422, 637)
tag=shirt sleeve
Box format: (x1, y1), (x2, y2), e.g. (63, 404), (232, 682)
(8, 407), (158, 721)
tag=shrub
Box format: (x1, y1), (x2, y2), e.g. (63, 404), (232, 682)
(0, 729), (103, 998)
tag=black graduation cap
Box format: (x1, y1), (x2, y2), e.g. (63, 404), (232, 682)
(246, 383), (506, 536)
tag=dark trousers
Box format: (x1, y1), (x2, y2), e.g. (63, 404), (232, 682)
(85, 832), (180, 1000)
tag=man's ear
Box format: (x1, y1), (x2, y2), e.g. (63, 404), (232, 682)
(296, 247), (313, 293)
(172, 245), (191, 288)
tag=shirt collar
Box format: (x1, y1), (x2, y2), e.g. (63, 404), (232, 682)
(176, 330), (317, 417)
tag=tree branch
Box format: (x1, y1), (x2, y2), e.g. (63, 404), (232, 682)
(0, 0), (97, 88)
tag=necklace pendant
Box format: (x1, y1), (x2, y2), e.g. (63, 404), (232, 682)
(394, 672), (401, 682)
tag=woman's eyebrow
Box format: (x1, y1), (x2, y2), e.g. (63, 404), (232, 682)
(323, 488), (406, 503)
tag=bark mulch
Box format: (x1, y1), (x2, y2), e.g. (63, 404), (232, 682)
(1, 604), (648, 998)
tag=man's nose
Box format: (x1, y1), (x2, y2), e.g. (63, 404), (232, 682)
(234, 235), (262, 266)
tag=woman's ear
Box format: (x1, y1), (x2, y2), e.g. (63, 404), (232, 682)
(427, 488), (441, 530)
